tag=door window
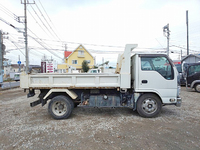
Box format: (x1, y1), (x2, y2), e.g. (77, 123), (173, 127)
(188, 64), (200, 76)
(141, 56), (174, 80)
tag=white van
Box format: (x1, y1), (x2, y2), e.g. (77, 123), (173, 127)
(87, 69), (101, 73)
(14, 73), (20, 81)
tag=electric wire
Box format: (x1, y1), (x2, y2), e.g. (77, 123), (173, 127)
(6, 39), (25, 56)
(35, 1), (61, 41)
(1, 3), (200, 60)
(0, 4), (18, 21)
(38, 0), (62, 41)
(28, 2), (56, 38)
(27, 7), (52, 38)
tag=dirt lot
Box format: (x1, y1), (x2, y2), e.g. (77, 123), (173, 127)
(0, 87), (200, 150)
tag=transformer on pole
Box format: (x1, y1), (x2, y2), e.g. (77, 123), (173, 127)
(163, 24), (170, 56)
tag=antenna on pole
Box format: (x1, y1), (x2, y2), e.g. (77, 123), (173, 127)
(163, 24), (170, 56)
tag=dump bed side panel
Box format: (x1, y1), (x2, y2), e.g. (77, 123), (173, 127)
(20, 73), (121, 89)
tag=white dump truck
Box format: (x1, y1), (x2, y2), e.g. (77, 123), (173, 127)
(20, 44), (181, 119)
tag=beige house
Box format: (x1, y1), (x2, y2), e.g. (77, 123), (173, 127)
(58, 45), (94, 73)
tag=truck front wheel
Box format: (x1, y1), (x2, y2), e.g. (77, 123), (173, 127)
(195, 84), (200, 93)
(48, 95), (74, 119)
(137, 94), (162, 118)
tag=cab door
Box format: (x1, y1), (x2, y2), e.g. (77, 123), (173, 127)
(137, 54), (177, 101)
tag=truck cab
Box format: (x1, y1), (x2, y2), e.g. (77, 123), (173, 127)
(131, 53), (181, 107)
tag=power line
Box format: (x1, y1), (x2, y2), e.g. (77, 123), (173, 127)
(27, 8), (52, 38)
(28, 34), (63, 59)
(6, 38), (25, 56)
(33, 38), (126, 48)
(0, 4), (19, 21)
(28, 2), (56, 38)
(170, 45), (200, 53)
(38, 0), (62, 41)
(0, 16), (63, 60)
(35, 1), (61, 41)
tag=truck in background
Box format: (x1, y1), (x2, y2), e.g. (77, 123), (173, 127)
(20, 44), (181, 119)
(173, 61), (185, 85)
(186, 63), (200, 92)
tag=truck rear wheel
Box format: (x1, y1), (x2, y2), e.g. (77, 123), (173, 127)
(48, 95), (74, 119)
(195, 84), (200, 93)
(137, 94), (162, 118)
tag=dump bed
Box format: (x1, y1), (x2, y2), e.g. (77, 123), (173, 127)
(20, 44), (138, 90)
(20, 73), (120, 89)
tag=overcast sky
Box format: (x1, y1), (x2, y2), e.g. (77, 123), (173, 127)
(0, 0), (200, 66)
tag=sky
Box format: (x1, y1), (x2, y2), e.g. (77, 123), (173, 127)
(0, 0), (200, 67)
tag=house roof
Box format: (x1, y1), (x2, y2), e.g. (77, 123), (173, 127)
(11, 64), (25, 68)
(64, 51), (73, 58)
(67, 44), (94, 59)
(181, 54), (200, 62)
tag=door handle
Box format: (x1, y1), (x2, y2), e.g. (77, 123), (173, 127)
(142, 80), (148, 84)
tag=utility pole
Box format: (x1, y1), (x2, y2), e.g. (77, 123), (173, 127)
(64, 44), (67, 62)
(180, 49), (182, 60)
(23, 0), (29, 73)
(21, 0), (35, 73)
(0, 31), (8, 85)
(163, 24), (170, 56)
(186, 10), (189, 55)
(0, 31), (3, 85)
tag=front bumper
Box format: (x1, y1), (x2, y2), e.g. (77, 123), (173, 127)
(176, 97), (182, 107)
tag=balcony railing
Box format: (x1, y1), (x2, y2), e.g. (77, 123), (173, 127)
(77, 54), (85, 58)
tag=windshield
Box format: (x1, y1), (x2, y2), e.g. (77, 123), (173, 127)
(175, 64), (182, 73)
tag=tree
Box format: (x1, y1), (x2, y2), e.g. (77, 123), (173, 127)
(82, 60), (89, 72)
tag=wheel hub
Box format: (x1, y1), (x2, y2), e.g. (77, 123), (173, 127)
(52, 101), (67, 116)
(196, 85), (200, 92)
(142, 98), (157, 114)
(58, 104), (64, 110)
(148, 104), (153, 108)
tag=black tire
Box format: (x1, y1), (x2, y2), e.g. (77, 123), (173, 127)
(137, 94), (162, 118)
(194, 84), (200, 93)
(48, 95), (74, 119)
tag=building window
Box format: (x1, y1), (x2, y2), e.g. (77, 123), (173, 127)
(86, 60), (91, 64)
(72, 60), (78, 64)
(78, 50), (84, 56)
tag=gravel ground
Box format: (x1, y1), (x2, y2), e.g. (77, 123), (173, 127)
(0, 87), (200, 150)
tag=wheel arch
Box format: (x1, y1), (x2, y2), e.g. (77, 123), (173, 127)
(136, 92), (163, 118)
(43, 89), (78, 100)
(191, 80), (200, 89)
(137, 92), (163, 104)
